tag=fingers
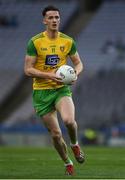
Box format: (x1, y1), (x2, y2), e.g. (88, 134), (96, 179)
(69, 75), (78, 85)
(52, 74), (63, 83)
(55, 75), (63, 81)
(56, 76), (62, 81)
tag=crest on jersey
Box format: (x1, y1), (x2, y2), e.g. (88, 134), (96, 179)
(60, 46), (65, 52)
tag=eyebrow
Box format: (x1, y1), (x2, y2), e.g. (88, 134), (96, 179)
(48, 15), (60, 18)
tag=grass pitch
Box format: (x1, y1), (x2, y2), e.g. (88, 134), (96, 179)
(0, 146), (125, 179)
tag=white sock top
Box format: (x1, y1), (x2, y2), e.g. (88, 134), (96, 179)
(70, 141), (78, 147)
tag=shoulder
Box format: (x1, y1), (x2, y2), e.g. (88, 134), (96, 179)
(59, 32), (74, 42)
(59, 32), (77, 55)
(30, 32), (45, 42)
(27, 32), (45, 49)
(26, 33), (44, 56)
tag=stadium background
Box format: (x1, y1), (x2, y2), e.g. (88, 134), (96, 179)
(0, 0), (125, 148)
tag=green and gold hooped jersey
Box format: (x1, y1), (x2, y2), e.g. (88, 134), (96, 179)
(26, 31), (77, 89)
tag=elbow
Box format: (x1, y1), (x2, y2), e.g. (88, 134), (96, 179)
(78, 62), (84, 73)
(81, 62), (84, 72)
(24, 68), (31, 77)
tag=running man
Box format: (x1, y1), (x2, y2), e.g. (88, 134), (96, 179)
(24, 5), (85, 175)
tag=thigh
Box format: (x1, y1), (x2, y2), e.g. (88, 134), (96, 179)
(41, 111), (61, 135)
(33, 89), (56, 117)
(55, 96), (75, 122)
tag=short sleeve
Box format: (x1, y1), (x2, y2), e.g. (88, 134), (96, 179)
(68, 39), (77, 55)
(26, 39), (37, 56)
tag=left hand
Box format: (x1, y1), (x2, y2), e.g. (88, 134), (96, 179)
(68, 73), (78, 85)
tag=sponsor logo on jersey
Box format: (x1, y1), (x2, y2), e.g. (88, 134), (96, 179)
(45, 54), (60, 66)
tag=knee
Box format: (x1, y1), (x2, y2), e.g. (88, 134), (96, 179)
(64, 117), (77, 128)
(51, 130), (62, 141)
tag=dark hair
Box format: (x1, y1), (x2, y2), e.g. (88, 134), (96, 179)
(42, 5), (60, 17)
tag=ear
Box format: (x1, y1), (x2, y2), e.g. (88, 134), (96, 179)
(43, 18), (47, 25)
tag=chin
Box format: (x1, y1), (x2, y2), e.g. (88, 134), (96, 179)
(51, 28), (58, 31)
(52, 26), (58, 30)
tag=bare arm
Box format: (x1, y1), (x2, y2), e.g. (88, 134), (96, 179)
(69, 52), (84, 76)
(24, 55), (62, 82)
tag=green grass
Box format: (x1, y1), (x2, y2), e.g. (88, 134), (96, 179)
(0, 146), (125, 179)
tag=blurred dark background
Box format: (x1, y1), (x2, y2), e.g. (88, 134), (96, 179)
(0, 0), (125, 147)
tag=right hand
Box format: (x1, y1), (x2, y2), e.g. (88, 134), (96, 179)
(48, 72), (63, 83)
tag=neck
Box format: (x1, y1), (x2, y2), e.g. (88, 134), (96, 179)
(45, 30), (58, 39)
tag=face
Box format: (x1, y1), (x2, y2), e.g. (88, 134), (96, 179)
(43, 11), (60, 31)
